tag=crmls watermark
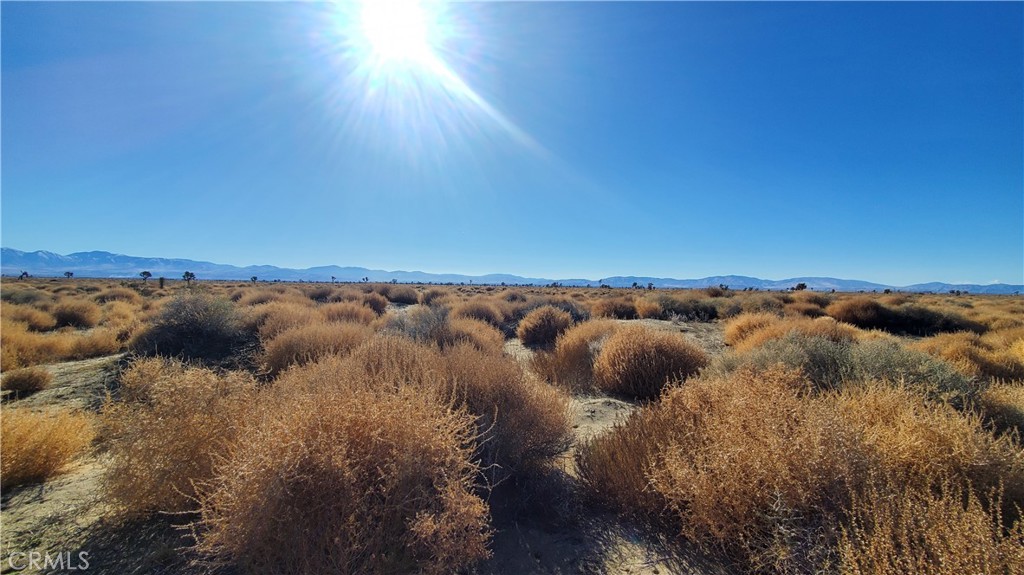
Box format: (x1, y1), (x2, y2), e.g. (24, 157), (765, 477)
(5, 551), (90, 571)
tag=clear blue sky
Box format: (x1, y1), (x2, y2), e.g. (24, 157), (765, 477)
(2, 1), (1021, 285)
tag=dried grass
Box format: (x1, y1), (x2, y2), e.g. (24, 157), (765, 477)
(2, 408), (95, 488)
(192, 385), (490, 575)
(101, 358), (257, 515)
(262, 322), (374, 376)
(516, 305), (573, 349)
(1, 366), (52, 392)
(593, 325), (708, 399)
(532, 319), (619, 392)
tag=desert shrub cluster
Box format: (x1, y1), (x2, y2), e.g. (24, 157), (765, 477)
(517, 305), (573, 348)
(826, 296), (986, 336)
(192, 385), (490, 575)
(101, 358), (258, 515)
(533, 319), (620, 392)
(592, 324), (708, 399)
(2, 408), (95, 488)
(4, 278), (1023, 574)
(1, 366), (53, 393)
(131, 292), (249, 362)
(578, 363), (1024, 572)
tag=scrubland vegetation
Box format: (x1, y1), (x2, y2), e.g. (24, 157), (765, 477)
(1, 277), (1022, 574)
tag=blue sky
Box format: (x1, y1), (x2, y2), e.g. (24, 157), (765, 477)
(2, 1), (1021, 285)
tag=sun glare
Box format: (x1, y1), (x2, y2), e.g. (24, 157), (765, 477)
(326, 0), (547, 164)
(359, 0), (436, 64)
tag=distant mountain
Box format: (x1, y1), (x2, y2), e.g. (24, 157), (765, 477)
(2, 248), (1021, 295)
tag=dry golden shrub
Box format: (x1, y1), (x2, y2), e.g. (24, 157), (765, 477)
(52, 299), (101, 328)
(980, 381), (1024, 437)
(839, 481), (1024, 575)
(94, 287), (142, 305)
(420, 288), (450, 306)
(792, 291), (833, 308)
(262, 322), (374, 376)
(362, 292), (389, 315)
(2, 408), (95, 488)
(634, 298), (663, 319)
(723, 312), (779, 347)
(1, 319), (59, 370)
(532, 319), (619, 392)
(912, 332), (1024, 380)
(828, 297), (984, 336)
(451, 300), (504, 327)
(100, 300), (142, 341)
(593, 325), (708, 399)
(438, 317), (505, 353)
(575, 397), (675, 516)
(101, 358), (257, 515)
(289, 336), (571, 478)
(647, 367), (864, 571)
(517, 305), (573, 349)
(784, 301), (827, 318)
(320, 302), (376, 325)
(827, 297), (891, 330)
(578, 366), (1024, 572)
(303, 285), (335, 303)
(740, 294), (786, 315)
(442, 344), (571, 476)
(381, 285), (419, 305)
(248, 301), (320, 339)
(1, 366), (52, 392)
(734, 316), (862, 353)
(590, 297), (638, 319)
(1, 302), (56, 331)
(236, 289), (290, 307)
(832, 382), (1024, 509)
(192, 385), (490, 575)
(68, 328), (122, 359)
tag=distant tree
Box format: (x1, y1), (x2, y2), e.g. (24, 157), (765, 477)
(793, 282), (807, 291)
(159, 277), (166, 289)
(18, 271), (30, 280)
(251, 276), (258, 285)
(883, 288), (892, 294)
(390, 279), (398, 284)
(631, 282), (639, 289)
(64, 271), (74, 279)
(719, 284), (729, 291)
(183, 271), (196, 286)
(331, 276), (336, 283)
(140, 271), (152, 282)
(362, 276), (369, 283)
(647, 282), (654, 290)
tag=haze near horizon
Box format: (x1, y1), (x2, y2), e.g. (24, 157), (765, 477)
(2, 1), (1021, 286)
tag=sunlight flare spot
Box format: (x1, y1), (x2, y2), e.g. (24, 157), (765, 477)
(359, 0), (435, 64)
(325, 0), (548, 165)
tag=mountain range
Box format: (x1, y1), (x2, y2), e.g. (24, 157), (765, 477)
(1, 248), (1020, 294)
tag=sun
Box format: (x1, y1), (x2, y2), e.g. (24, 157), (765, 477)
(358, 0), (438, 65)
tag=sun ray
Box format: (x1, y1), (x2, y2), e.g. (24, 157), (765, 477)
(324, 0), (547, 164)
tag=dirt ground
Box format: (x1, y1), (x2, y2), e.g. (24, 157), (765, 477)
(1, 321), (733, 575)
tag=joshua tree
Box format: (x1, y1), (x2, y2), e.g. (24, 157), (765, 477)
(18, 271), (30, 280)
(331, 276), (336, 283)
(793, 282), (808, 291)
(183, 271), (196, 286)
(64, 271), (74, 279)
(251, 276), (258, 285)
(140, 271), (152, 282)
